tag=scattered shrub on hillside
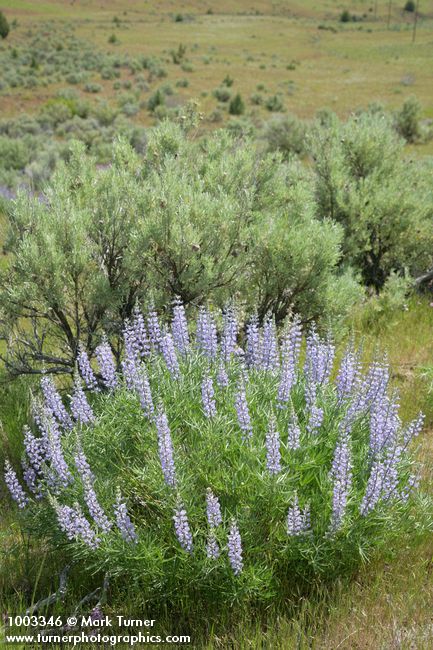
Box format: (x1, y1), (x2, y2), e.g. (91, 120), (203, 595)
(394, 95), (421, 143)
(340, 10), (351, 22)
(0, 10), (9, 39)
(404, 1), (416, 11)
(262, 114), (308, 159)
(170, 44), (186, 64)
(213, 87), (231, 103)
(265, 95), (285, 112)
(309, 112), (433, 290)
(223, 75), (234, 87)
(0, 124), (359, 375)
(176, 78), (189, 88)
(147, 89), (165, 112)
(108, 33), (117, 44)
(229, 93), (245, 116)
(4, 303), (428, 612)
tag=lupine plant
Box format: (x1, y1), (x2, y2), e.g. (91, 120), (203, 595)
(3, 300), (430, 611)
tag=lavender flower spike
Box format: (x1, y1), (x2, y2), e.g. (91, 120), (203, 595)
(206, 488), (222, 528)
(329, 434), (352, 532)
(171, 297), (190, 355)
(245, 313), (262, 369)
(95, 337), (118, 391)
(155, 407), (177, 487)
(41, 374), (73, 430)
(147, 302), (163, 352)
(132, 304), (150, 358)
(216, 362), (229, 388)
(70, 375), (95, 425)
(161, 329), (180, 379)
(287, 493), (310, 536)
(277, 316), (302, 406)
(173, 500), (193, 553)
(4, 460), (28, 509)
(287, 411), (301, 451)
(75, 448), (111, 533)
(261, 313), (279, 372)
(235, 381), (253, 439)
(55, 502), (99, 549)
(77, 344), (99, 392)
(196, 307), (218, 360)
(227, 519), (243, 575)
(202, 373), (217, 418)
(114, 491), (138, 543)
(265, 416), (282, 476)
(206, 529), (220, 559)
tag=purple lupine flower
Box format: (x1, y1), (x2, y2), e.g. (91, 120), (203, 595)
(133, 364), (154, 418)
(70, 375), (95, 425)
(329, 434), (352, 532)
(77, 345), (99, 392)
(216, 361), (229, 388)
(336, 340), (361, 403)
(74, 448), (111, 533)
(114, 491), (138, 543)
(369, 392), (400, 456)
(201, 373), (217, 418)
(304, 328), (335, 387)
(23, 425), (45, 475)
(55, 502), (99, 549)
(4, 460), (28, 508)
(196, 307), (218, 360)
(402, 412), (424, 446)
(206, 488), (222, 528)
(363, 358), (390, 408)
(155, 407), (176, 487)
(265, 416), (282, 476)
(360, 438), (404, 516)
(307, 403), (324, 435)
(160, 329), (180, 379)
(277, 316), (302, 406)
(41, 375), (73, 430)
(245, 313), (262, 369)
(44, 414), (73, 489)
(123, 319), (140, 361)
(173, 501), (193, 553)
(261, 314), (279, 372)
(147, 303), (163, 352)
(287, 493), (310, 536)
(171, 297), (190, 355)
(95, 337), (118, 391)
(22, 459), (38, 495)
(287, 411), (301, 450)
(206, 529), (220, 559)
(227, 519), (243, 575)
(121, 355), (138, 391)
(132, 304), (151, 358)
(221, 304), (238, 362)
(234, 381), (252, 439)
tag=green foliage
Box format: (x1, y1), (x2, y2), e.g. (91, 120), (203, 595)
(0, 124), (358, 375)
(147, 89), (165, 112)
(170, 44), (186, 64)
(394, 95), (421, 143)
(229, 93), (245, 116)
(213, 86), (231, 103)
(340, 10), (351, 22)
(265, 95), (285, 112)
(309, 112), (433, 290)
(15, 334), (429, 614)
(0, 11), (9, 40)
(262, 115), (308, 159)
(404, 0), (416, 11)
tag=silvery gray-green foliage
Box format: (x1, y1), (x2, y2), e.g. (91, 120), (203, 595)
(0, 122), (357, 376)
(309, 112), (433, 290)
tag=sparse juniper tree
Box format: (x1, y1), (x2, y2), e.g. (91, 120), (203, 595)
(309, 112), (433, 290)
(0, 11), (9, 40)
(0, 122), (358, 377)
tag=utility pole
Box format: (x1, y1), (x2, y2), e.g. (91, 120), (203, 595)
(387, 0), (392, 29)
(412, 0), (420, 43)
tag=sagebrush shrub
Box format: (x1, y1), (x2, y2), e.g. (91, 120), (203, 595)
(1, 124), (358, 375)
(4, 301), (428, 611)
